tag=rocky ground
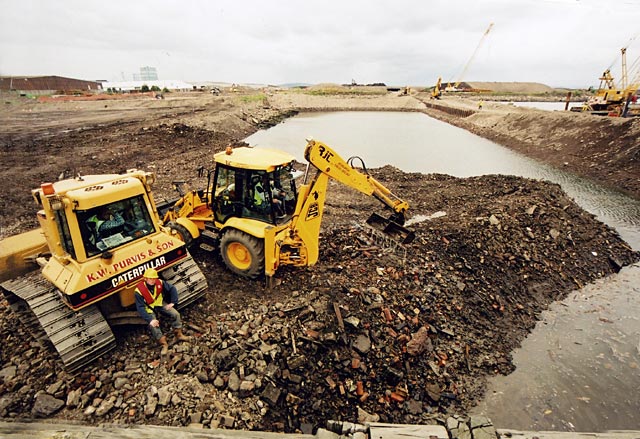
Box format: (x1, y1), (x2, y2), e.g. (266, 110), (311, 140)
(0, 89), (638, 433)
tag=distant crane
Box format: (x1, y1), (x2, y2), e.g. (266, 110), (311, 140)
(444, 23), (494, 92)
(583, 36), (640, 115)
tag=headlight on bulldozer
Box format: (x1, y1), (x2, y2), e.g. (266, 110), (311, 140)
(50, 198), (63, 211)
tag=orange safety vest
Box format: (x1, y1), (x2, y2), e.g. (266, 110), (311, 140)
(136, 280), (164, 311)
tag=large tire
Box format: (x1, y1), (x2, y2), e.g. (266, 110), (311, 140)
(167, 221), (194, 248)
(220, 229), (264, 279)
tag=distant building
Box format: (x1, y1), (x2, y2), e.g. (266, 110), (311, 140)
(0, 75), (102, 95)
(134, 66), (158, 82)
(102, 79), (193, 92)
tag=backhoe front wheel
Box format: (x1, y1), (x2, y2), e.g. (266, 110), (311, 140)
(166, 221), (194, 248)
(220, 229), (264, 279)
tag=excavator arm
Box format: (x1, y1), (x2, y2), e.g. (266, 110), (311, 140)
(301, 138), (414, 243)
(304, 140), (408, 216)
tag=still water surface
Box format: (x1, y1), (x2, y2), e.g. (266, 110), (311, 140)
(246, 111), (640, 431)
(246, 111), (640, 249)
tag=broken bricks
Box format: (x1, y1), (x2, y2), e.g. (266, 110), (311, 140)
(406, 326), (433, 356)
(260, 383), (282, 407)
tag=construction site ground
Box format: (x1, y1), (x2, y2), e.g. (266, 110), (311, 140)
(0, 89), (639, 435)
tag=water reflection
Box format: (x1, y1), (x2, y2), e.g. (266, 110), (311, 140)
(473, 262), (640, 431)
(246, 111), (640, 249)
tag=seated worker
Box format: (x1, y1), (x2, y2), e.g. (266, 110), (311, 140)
(87, 206), (125, 241)
(134, 268), (191, 356)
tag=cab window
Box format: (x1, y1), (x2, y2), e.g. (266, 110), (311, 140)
(78, 195), (155, 257)
(213, 165), (244, 223)
(212, 164), (298, 225)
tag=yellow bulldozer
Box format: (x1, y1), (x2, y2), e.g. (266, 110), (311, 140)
(162, 139), (415, 281)
(0, 170), (207, 371)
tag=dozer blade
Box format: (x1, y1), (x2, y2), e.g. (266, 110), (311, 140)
(366, 213), (415, 245)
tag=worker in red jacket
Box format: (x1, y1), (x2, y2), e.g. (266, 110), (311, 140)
(134, 268), (191, 355)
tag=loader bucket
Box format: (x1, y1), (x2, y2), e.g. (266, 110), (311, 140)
(366, 213), (415, 245)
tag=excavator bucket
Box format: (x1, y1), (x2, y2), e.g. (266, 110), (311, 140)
(365, 213), (415, 245)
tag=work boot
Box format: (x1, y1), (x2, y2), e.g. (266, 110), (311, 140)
(174, 328), (191, 342)
(158, 335), (169, 356)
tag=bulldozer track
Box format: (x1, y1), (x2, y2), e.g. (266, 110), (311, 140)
(0, 271), (116, 372)
(0, 254), (207, 372)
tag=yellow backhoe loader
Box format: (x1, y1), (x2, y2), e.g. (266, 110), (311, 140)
(162, 139), (415, 281)
(0, 170), (207, 371)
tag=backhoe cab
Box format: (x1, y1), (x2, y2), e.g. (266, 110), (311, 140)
(163, 139), (415, 281)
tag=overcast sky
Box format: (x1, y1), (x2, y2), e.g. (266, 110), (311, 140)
(1, 0), (639, 88)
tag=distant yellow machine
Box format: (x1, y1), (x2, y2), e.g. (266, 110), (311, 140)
(0, 170), (207, 371)
(431, 77), (443, 99)
(163, 139), (415, 280)
(581, 47), (640, 115)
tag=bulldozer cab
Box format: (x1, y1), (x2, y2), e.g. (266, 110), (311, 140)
(211, 163), (298, 226)
(31, 174), (162, 264)
(0, 169), (208, 372)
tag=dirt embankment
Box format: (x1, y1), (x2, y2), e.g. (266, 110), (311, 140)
(0, 93), (291, 237)
(415, 93), (640, 200)
(0, 90), (638, 433)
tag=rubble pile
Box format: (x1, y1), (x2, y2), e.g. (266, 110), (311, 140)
(0, 171), (638, 434)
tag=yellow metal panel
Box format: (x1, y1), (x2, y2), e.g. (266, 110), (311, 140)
(221, 217), (269, 238)
(119, 284), (137, 308)
(264, 225), (277, 277)
(56, 266), (74, 291)
(175, 217), (201, 240)
(0, 229), (48, 282)
(62, 179), (146, 210)
(42, 258), (66, 286)
(33, 172), (150, 211)
(214, 147), (295, 171)
(49, 173), (122, 193)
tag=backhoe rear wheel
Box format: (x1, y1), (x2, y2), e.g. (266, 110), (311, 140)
(220, 229), (264, 279)
(167, 221), (194, 248)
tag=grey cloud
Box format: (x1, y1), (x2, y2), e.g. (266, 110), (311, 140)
(1, 0), (639, 87)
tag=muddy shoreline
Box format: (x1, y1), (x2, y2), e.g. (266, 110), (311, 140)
(273, 92), (640, 201)
(411, 93), (640, 200)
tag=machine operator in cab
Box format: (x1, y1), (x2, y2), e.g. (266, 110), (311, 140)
(252, 175), (287, 217)
(134, 268), (191, 356)
(87, 206), (125, 242)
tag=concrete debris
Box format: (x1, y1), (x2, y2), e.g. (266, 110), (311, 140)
(31, 393), (64, 418)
